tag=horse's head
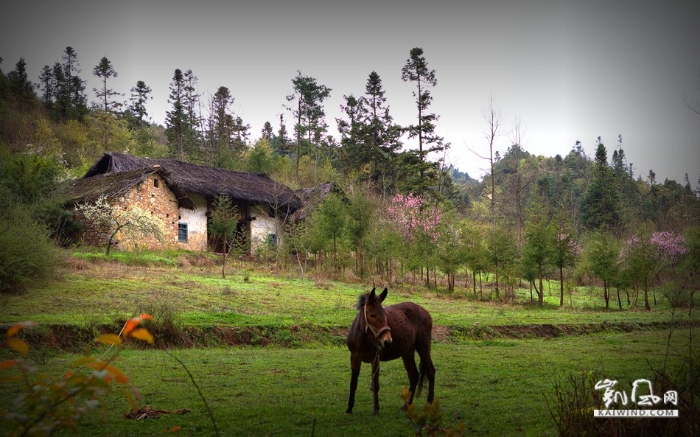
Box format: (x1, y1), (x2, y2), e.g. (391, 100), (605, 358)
(356, 287), (392, 350)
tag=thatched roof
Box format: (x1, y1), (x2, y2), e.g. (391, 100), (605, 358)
(65, 166), (196, 210)
(291, 181), (345, 221)
(84, 152), (302, 210)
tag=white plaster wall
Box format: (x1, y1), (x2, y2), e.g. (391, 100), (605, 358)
(178, 193), (208, 251)
(250, 204), (282, 251)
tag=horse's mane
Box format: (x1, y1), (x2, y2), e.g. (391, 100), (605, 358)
(355, 293), (369, 311)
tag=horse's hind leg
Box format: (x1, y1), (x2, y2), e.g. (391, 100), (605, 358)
(402, 352), (419, 408)
(417, 344), (436, 404)
(423, 356), (436, 404)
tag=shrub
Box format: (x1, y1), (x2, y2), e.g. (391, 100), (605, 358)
(1, 316), (154, 436)
(402, 388), (465, 436)
(134, 290), (186, 346)
(0, 204), (58, 293)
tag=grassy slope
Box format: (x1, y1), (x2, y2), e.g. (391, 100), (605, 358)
(0, 255), (685, 328)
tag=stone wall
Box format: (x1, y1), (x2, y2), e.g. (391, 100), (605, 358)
(76, 173), (181, 251)
(121, 174), (180, 250)
(75, 177), (289, 255)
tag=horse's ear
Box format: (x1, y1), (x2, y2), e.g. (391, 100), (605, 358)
(379, 287), (388, 302)
(369, 287), (376, 298)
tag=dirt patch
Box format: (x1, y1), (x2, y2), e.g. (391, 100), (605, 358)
(124, 406), (191, 420)
(3, 320), (697, 351)
(432, 325), (452, 342)
(447, 320), (699, 342)
(491, 324), (561, 338)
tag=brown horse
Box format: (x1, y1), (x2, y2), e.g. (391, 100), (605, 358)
(345, 287), (435, 415)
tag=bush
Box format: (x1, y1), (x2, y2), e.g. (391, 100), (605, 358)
(0, 204), (58, 293)
(402, 387), (465, 436)
(134, 291), (186, 346)
(1, 316), (154, 436)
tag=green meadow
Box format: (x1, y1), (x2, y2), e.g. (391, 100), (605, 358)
(0, 253), (697, 436)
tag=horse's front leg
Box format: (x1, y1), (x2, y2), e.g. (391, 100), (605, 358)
(346, 353), (361, 414)
(371, 356), (380, 415)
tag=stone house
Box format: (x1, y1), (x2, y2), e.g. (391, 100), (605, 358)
(66, 152), (302, 254)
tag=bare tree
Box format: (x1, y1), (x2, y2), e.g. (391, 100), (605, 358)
(507, 117), (531, 245)
(267, 185), (297, 270)
(469, 96), (503, 295)
(469, 96), (502, 231)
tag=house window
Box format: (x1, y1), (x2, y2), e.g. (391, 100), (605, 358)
(154, 179), (160, 188)
(268, 233), (277, 248)
(178, 223), (188, 242)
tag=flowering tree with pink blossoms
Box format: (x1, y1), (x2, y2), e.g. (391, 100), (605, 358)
(386, 193), (443, 286)
(620, 231), (688, 310)
(650, 231), (690, 271)
(386, 193), (442, 243)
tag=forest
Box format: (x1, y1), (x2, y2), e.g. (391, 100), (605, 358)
(1, 46), (699, 311)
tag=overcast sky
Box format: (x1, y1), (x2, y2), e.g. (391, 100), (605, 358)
(2, 0), (699, 184)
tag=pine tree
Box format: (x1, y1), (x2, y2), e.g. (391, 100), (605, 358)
(51, 62), (69, 121)
(581, 138), (622, 232)
(400, 48), (449, 194)
(42, 49), (86, 121)
(38, 65), (54, 108)
(337, 72), (402, 191)
(61, 47), (87, 120)
(286, 71), (331, 181)
(261, 121), (274, 141)
(273, 113), (290, 157)
(7, 58), (36, 108)
(231, 116), (250, 153)
(62, 47), (79, 78)
(92, 57), (122, 112)
(129, 80), (152, 123)
(363, 71), (402, 188)
(205, 86), (235, 167)
(337, 94), (365, 174)
(182, 69), (202, 141)
(611, 134), (627, 177)
(165, 69), (197, 160)
(210, 195), (241, 278)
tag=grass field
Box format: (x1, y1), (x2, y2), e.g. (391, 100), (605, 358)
(0, 252), (697, 436)
(0, 330), (693, 437)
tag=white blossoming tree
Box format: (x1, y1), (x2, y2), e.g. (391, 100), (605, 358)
(75, 195), (165, 255)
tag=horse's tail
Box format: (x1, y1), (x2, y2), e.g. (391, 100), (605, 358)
(415, 360), (426, 398)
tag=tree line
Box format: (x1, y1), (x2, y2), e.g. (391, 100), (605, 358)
(0, 46), (455, 196)
(0, 47), (698, 308)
